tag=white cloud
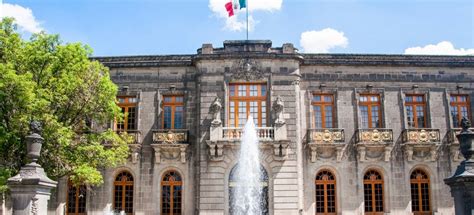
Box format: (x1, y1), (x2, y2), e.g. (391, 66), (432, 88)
(300, 28), (348, 53)
(0, 3), (43, 33)
(209, 0), (282, 32)
(404, 41), (474, 55)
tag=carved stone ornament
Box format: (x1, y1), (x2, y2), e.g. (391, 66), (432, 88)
(359, 129), (393, 143)
(461, 117), (472, 133)
(230, 59), (265, 81)
(153, 130), (187, 144)
(210, 97), (222, 126)
(312, 130), (344, 143)
(272, 96), (285, 126)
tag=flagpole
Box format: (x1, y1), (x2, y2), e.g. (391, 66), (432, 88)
(246, 0), (248, 40)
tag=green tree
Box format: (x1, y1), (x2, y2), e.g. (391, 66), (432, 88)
(0, 18), (130, 192)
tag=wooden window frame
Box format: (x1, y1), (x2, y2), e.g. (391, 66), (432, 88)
(113, 171), (134, 215)
(66, 181), (87, 215)
(162, 95), (185, 129)
(161, 171), (183, 215)
(363, 170), (384, 215)
(405, 94), (427, 128)
(359, 94), (382, 128)
(115, 96), (138, 132)
(410, 169), (431, 215)
(228, 83), (267, 127)
(312, 94), (336, 128)
(450, 94), (471, 128)
(315, 170), (337, 215)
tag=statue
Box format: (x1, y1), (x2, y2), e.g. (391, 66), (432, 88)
(210, 97), (222, 126)
(461, 117), (472, 133)
(272, 96), (285, 126)
(30, 120), (42, 134)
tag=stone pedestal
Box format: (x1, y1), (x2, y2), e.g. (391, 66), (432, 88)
(6, 121), (57, 215)
(445, 118), (474, 215)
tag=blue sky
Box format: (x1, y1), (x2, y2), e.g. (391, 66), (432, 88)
(1, 0), (473, 56)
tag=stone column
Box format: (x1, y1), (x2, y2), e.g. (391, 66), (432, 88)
(7, 121), (57, 215)
(445, 117), (474, 215)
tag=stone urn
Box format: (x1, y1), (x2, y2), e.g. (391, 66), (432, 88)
(458, 117), (474, 161)
(26, 121), (44, 164)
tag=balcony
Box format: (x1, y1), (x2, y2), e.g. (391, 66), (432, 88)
(111, 130), (142, 164)
(354, 128), (393, 162)
(221, 127), (275, 141)
(208, 125), (289, 161)
(401, 129), (440, 162)
(306, 128), (346, 162)
(448, 128), (474, 161)
(151, 129), (189, 164)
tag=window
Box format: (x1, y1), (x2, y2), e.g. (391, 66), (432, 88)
(312, 94), (335, 128)
(405, 94), (427, 128)
(67, 181), (87, 215)
(113, 171), (134, 215)
(229, 164), (269, 215)
(162, 95), (184, 129)
(450, 94), (471, 128)
(315, 170), (336, 215)
(363, 170), (384, 215)
(116, 96), (137, 131)
(359, 94), (382, 128)
(229, 83), (267, 127)
(410, 169), (431, 215)
(161, 171), (183, 215)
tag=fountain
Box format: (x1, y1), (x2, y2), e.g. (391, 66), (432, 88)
(231, 115), (264, 215)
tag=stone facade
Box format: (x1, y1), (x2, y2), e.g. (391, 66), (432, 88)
(35, 40), (474, 215)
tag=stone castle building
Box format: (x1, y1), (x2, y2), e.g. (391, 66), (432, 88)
(47, 40), (474, 215)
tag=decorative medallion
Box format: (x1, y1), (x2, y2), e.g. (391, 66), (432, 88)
(230, 59), (265, 81)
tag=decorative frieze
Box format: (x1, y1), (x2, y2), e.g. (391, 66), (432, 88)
(401, 129), (440, 162)
(355, 129), (393, 162)
(306, 129), (346, 162)
(151, 129), (189, 163)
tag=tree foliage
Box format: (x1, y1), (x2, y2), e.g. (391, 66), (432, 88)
(0, 18), (130, 191)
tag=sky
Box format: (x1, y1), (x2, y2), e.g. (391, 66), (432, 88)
(0, 0), (473, 56)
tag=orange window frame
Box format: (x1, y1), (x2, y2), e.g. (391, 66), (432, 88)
(113, 172), (134, 215)
(315, 170), (337, 215)
(410, 169), (431, 215)
(162, 95), (184, 129)
(161, 171), (183, 215)
(405, 94), (427, 128)
(359, 94), (382, 128)
(450, 94), (471, 127)
(228, 83), (267, 127)
(363, 170), (384, 215)
(66, 181), (87, 215)
(312, 94), (336, 128)
(115, 96), (137, 131)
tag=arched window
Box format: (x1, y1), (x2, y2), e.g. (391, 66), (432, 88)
(315, 170), (336, 215)
(161, 171), (183, 215)
(66, 181), (87, 215)
(363, 170), (384, 215)
(410, 169), (431, 215)
(113, 171), (134, 214)
(229, 164), (269, 215)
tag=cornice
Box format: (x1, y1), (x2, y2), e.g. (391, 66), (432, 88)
(91, 53), (474, 68)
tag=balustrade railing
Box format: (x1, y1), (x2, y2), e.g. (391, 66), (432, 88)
(152, 129), (188, 144)
(222, 127), (274, 141)
(115, 130), (141, 144)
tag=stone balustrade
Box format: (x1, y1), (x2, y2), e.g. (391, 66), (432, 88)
(151, 129), (189, 164)
(221, 127), (275, 141)
(306, 128), (346, 162)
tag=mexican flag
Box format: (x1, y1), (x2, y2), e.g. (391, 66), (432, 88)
(225, 0), (247, 17)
